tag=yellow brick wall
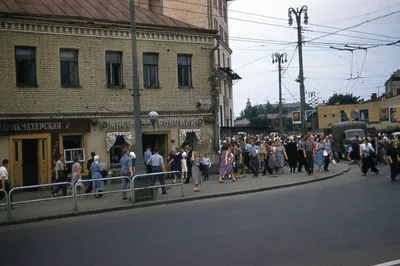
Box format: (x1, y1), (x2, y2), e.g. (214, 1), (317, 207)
(0, 25), (214, 115)
(163, 0), (210, 29)
(318, 96), (400, 130)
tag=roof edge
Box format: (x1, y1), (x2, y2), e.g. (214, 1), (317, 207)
(0, 13), (217, 35)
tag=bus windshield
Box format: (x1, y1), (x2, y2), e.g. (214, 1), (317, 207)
(345, 129), (365, 140)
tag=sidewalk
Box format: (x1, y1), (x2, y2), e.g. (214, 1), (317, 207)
(0, 163), (350, 225)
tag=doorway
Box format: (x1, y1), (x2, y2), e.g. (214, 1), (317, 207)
(142, 133), (168, 159)
(10, 134), (51, 187)
(22, 139), (39, 188)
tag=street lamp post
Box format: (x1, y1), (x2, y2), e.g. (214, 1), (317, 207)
(148, 111), (159, 131)
(288, 5), (309, 133)
(272, 52), (288, 133)
(129, 0), (144, 173)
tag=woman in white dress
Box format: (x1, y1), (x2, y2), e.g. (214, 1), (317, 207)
(181, 148), (188, 181)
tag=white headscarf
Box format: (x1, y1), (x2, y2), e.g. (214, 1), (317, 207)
(129, 152), (136, 159)
(94, 155), (100, 163)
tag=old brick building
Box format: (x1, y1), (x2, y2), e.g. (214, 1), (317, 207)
(0, 0), (218, 187)
(161, 0), (240, 128)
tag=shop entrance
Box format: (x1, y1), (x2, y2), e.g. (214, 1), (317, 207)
(22, 139), (39, 187)
(142, 133), (168, 159)
(10, 134), (50, 187)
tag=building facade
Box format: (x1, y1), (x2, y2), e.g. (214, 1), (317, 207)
(318, 95), (400, 131)
(0, 0), (217, 187)
(385, 70), (400, 97)
(161, 0), (240, 129)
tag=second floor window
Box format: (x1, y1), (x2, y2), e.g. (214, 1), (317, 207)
(177, 55), (192, 88)
(106, 51), (123, 87)
(143, 53), (159, 88)
(60, 49), (79, 87)
(15, 46), (36, 86)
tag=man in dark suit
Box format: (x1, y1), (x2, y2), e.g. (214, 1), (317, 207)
(184, 143), (193, 184)
(85, 152), (96, 194)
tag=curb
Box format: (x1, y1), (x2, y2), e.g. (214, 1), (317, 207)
(0, 165), (350, 226)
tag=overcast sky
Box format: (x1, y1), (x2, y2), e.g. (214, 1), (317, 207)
(228, 0), (400, 116)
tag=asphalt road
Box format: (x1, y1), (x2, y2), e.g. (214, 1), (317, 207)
(1, 165), (400, 266)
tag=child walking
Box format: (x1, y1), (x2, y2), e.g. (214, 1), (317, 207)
(201, 153), (211, 181)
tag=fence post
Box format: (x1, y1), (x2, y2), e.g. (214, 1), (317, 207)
(1, 189), (10, 220)
(180, 172), (184, 198)
(129, 176), (134, 203)
(8, 188), (15, 220)
(131, 175), (136, 204)
(72, 183), (78, 212)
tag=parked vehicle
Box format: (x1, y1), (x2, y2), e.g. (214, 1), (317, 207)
(391, 132), (400, 141)
(330, 121), (368, 156)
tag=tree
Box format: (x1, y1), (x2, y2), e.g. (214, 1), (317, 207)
(327, 93), (360, 105)
(239, 102), (272, 127)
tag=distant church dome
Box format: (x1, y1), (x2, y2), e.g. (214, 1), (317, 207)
(246, 97), (251, 108)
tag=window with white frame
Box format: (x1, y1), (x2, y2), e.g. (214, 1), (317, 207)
(63, 135), (85, 173)
(106, 51), (123, 87)
(177, 54), (192, 88)
(64, 148), (85, 164)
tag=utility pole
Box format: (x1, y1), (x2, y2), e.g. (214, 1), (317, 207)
(288, 6), (309, 133)
(272, 53), (288, 133)
(129, 0), (144, 173)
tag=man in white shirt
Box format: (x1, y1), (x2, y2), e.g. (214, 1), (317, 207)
(360, 139), (379, 176)
(0, 159), (10, 201)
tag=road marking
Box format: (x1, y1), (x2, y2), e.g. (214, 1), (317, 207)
(372, 259), (400, 266)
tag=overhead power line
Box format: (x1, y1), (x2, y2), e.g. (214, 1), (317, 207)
(149, 0), (400, 44)
(167, 0), (400, 40)
(281, 81), (298, 102)
(318, 2), (400, 25)
(281, 46), (298, 77)
(306, 10), (400, 43)
(307, 23), (400, 40)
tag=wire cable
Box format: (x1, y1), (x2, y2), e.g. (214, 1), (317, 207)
(167, 0), (400, 40)
(281, 81), (299, 102)
(306, 10), (400, 42)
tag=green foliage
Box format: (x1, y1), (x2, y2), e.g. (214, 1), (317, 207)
(327, 93), (360, 105)
(283, 116), (293, 131)
(239, 102), (273, 127)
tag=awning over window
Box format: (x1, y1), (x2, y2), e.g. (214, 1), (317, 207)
(179, 129), (201, 145)
(106, 132), (132, 151)
(219, 67), (242, 80)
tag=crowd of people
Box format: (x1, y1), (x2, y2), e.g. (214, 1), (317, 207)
(216, 134), (337, 180)
(217, 131), (400, 182)
(47, 132), (399, 201)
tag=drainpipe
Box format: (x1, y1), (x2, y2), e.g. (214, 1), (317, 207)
(211, 35), (221, 154)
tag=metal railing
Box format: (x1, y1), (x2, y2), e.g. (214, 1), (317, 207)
(0, 189), (10, 220)
(3, 170), (184, 220)
(8, 182), (73, 219)
(73, 176), (132, 211)
(131, 171), (184, 203)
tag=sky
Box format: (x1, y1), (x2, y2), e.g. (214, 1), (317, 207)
(228, 0), (400, 116)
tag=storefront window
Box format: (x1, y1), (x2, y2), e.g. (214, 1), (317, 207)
(63, 135), (83, 149)
(62, 135), (85, 174)
(185, 133), (197, 151)
(109, 136), (127, 169)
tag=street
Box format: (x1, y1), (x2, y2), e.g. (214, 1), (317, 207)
(1, 165), (399, 266)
